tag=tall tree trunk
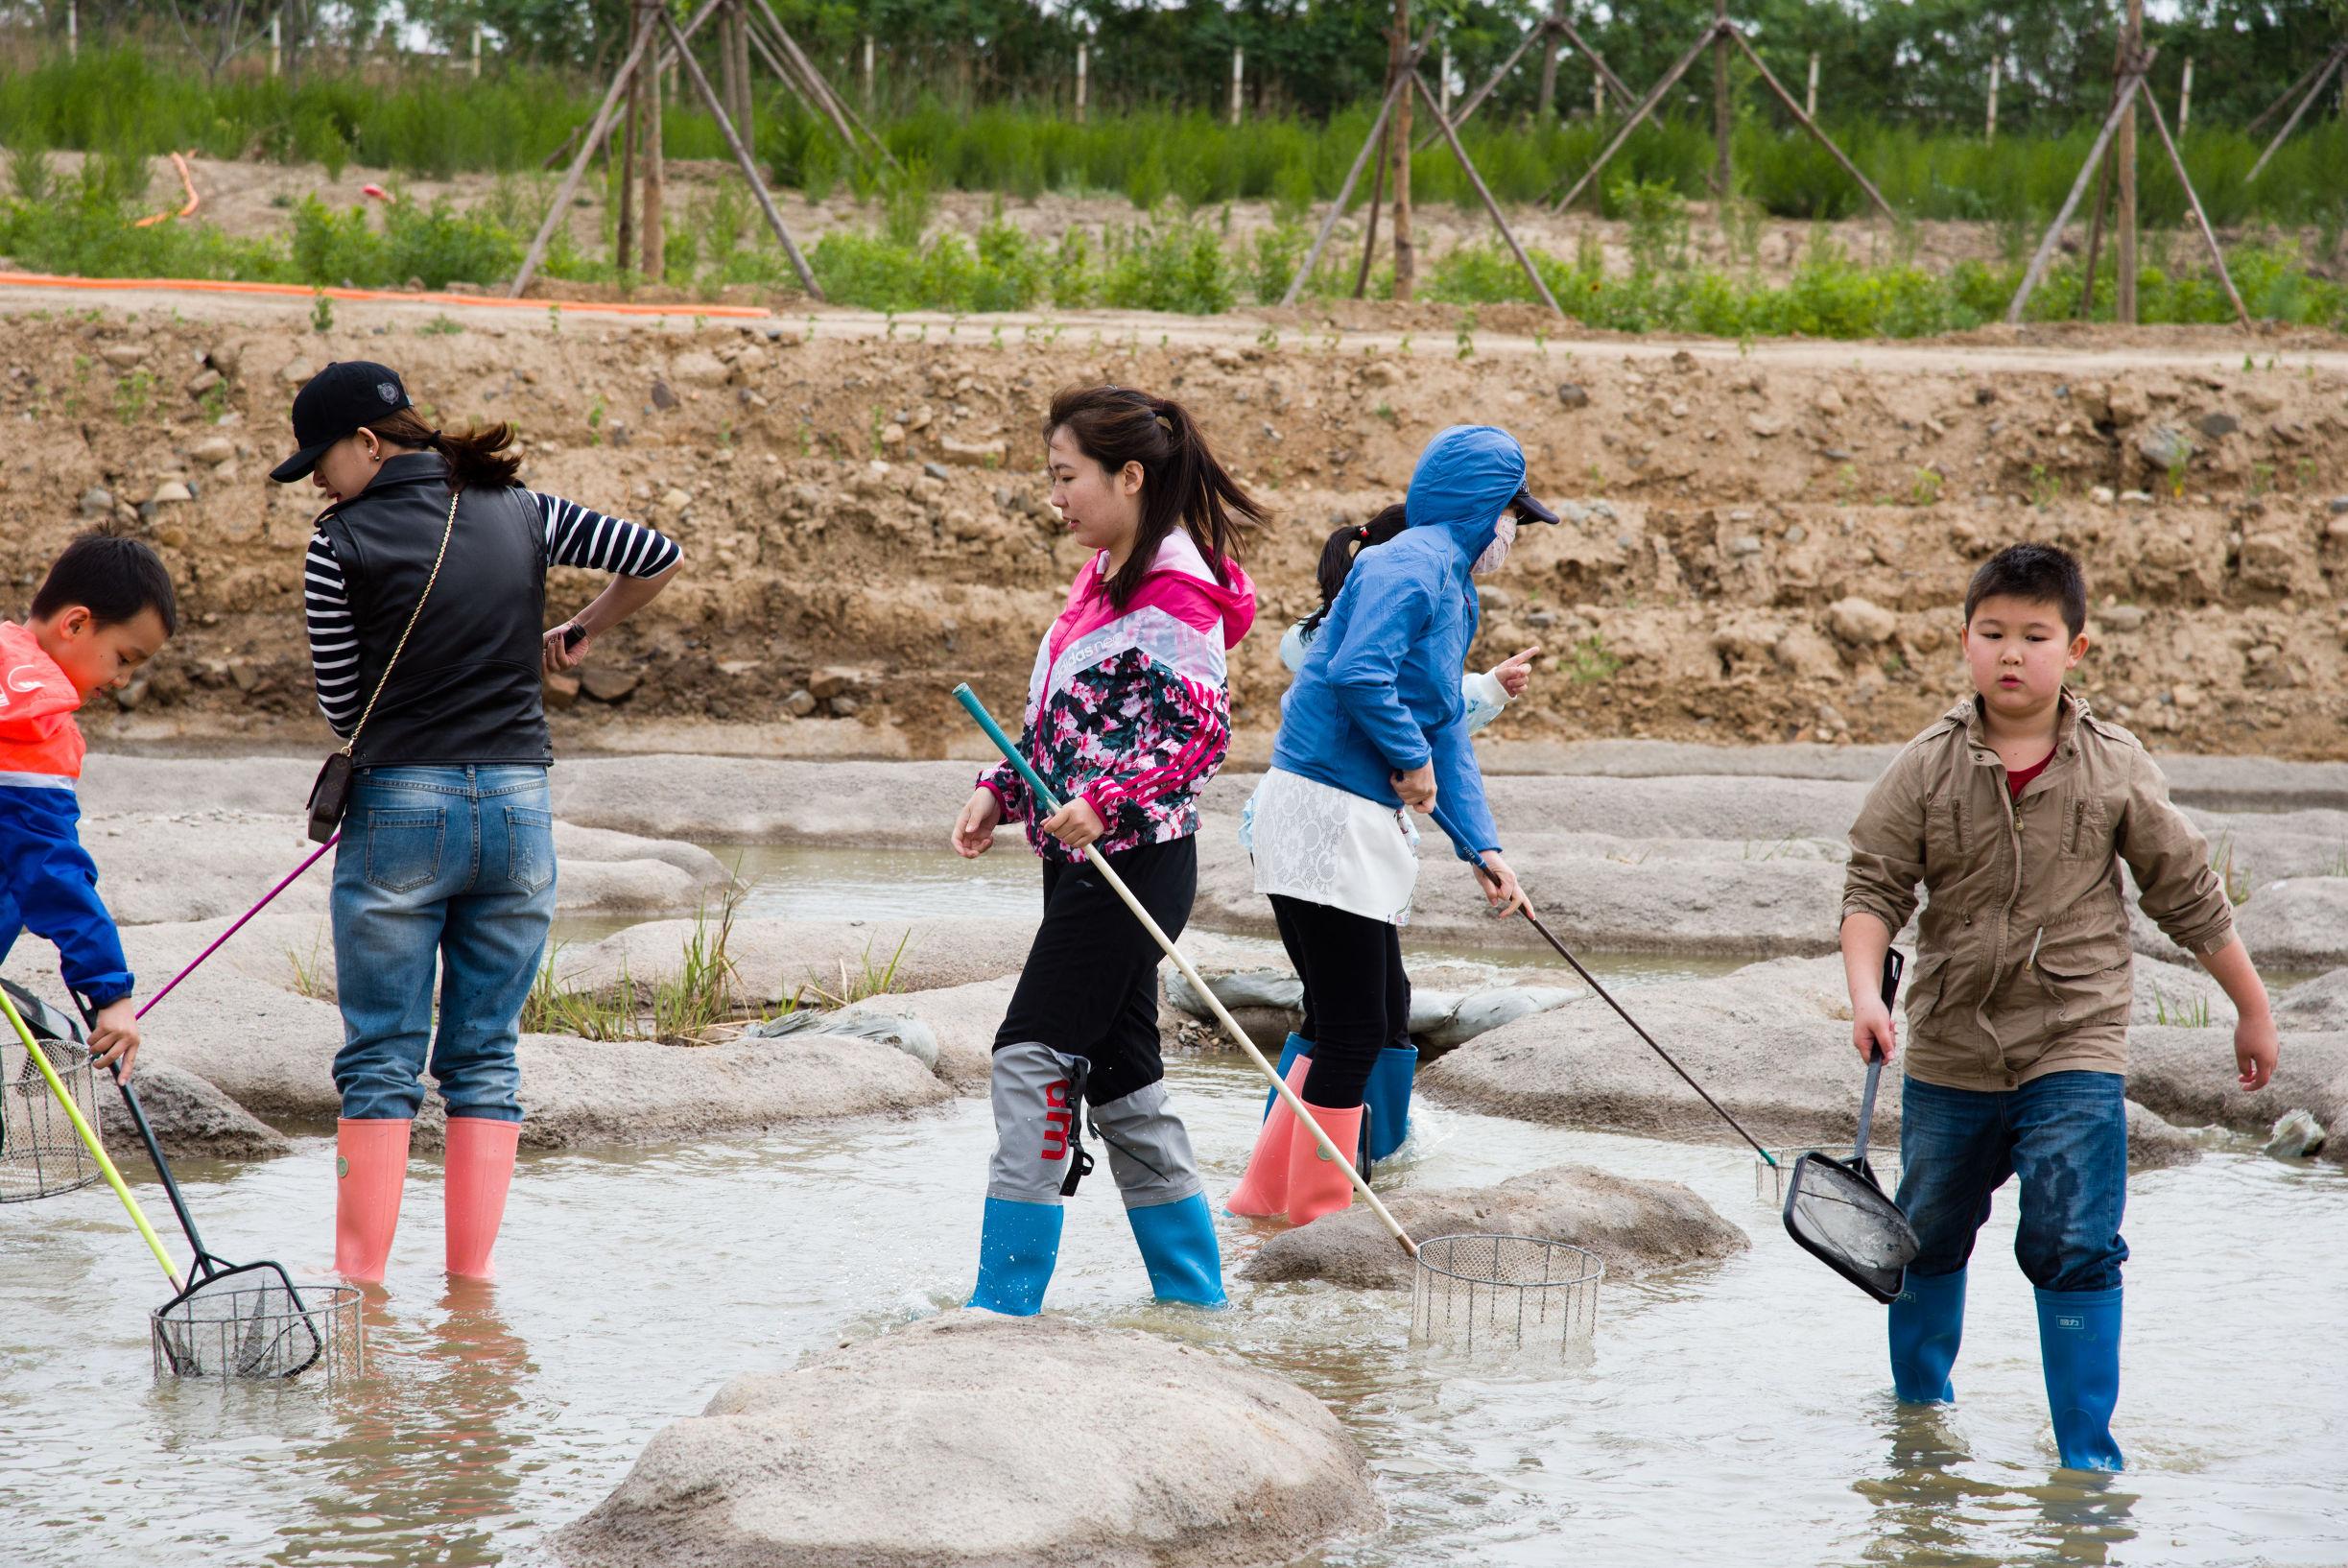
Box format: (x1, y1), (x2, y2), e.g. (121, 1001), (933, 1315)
(1390, 0), (1414, 302)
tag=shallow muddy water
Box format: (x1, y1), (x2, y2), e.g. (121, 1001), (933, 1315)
(4, 1049), (2341, 1568)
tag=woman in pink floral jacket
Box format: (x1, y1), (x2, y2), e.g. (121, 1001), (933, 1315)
(950, 384), (1258, 1316)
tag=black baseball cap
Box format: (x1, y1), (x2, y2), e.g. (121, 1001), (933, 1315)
(1510, 485), (1561, 525)
(271, 361), (413, 483)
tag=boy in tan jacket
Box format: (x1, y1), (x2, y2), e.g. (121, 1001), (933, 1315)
(1838, 542), (2278, 1472)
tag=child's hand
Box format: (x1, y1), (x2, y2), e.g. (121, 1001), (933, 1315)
(2235, 1009), (2280, 1091)
(1390, 762), (1438, 814)
(1490, 645), (1542, 699)
(87, 998), (141, 1081)
(1039, 796), (1105, 852)
(952, 789), (1003, 858)
(543, 620), (590, 675)
(1852, 993), (1898, 1065)
(1469, 851), (1533, 920)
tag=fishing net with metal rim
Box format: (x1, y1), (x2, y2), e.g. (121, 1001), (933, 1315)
(1, 1017), (101, 1203)
(152, 1268), (363, 1382)
(1410, 1233), (1603, 1362)
(1780, 1151), (1918, 1304)
(1757, 1145), (1901, 1207)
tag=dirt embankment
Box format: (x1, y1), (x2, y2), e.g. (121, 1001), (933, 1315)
(4, 297), (2346, 757)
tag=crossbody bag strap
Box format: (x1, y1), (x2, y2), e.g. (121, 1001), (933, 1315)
(339, 485), (461, 760)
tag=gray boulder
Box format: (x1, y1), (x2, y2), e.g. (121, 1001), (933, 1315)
(554, 1313), (1380, 1568)
(1243, 1163), (1746, 1292)
(98, 1063), (293, 1163)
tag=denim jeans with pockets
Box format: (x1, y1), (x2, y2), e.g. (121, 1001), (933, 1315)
(330, 765), (556, 1123)
(1895, 1069), (2130, 1293)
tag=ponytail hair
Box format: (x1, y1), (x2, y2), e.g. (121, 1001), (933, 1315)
(364, 406), (523, 490)
(1302, 503), (1409, 635)
(1046, 384), (1261, 610)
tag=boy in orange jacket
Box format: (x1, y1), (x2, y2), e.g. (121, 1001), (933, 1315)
(1, 533), (177, 1076)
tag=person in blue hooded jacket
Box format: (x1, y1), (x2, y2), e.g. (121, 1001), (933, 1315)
(1227, 425), (1553, 1226)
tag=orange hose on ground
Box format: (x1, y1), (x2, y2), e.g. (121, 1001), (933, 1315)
(0, 272), (774, 319)
(131, 153), (200, 229)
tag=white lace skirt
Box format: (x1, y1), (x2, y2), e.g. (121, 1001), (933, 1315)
(1240, 767), (1420, 927)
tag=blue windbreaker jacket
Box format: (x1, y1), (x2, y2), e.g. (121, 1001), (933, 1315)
(1267, 424), (1523, 860)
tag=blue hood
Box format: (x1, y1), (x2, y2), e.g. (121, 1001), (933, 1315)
(1405, 425), (1529, 567)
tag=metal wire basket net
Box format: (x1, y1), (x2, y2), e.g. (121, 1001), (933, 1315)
(152, 1272), (364, 1384)
(1, 1026), (102, 1203)
(1757, 1146), (1899, 1206)
(1410, 1233), (1603, 1361)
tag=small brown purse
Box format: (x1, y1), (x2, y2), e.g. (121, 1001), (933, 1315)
(306, 487), (461, 843)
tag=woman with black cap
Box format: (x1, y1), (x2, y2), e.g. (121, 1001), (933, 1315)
(272, 360), (682, 1287)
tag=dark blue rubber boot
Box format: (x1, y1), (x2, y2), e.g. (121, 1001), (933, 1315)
(2036, 1286), (2124, 1471)
(1889, 1267), (1966, 1403)
(1260, 1033), (1311, 1119)
(1126, 1193), (1227, 1308)
(969, 1197), (1063, 1316)
(1363, 1042), (1418, 1161)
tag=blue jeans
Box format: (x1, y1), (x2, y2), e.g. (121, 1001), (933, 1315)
(330, 766), (557, 1123)
(1895, 1070), (2129, 1294)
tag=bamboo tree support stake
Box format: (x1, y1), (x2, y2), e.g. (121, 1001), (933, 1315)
(863, 35), (874, 109)
(1075, 41), (1087, 124)
(2177, 57), (2193, 136)
(1439, 47), (1452, 116)
(1411, 70), (1564, 320)
(1417, 13), (1590, 151)
(2138, 82), (2249, 329)
(510, 0), (693, 297)
(1985, 58), (1999, 144)
(641, 18), (664, 283)
(1554, 12), (1635, 111)
(2248, 46), (2346, 182)
(1805, 51), (1817, 119)
(1232, 47), (1245, 127)
(2244, 45), (2335, 137)
(1537, 6), (1561, 121)
(2078, 52), (2123, 319)
(616, 61), (640, 274)
(747, 0), (898, 170)
(1593, 74), (1603, 121)
(1549, 25), (1718, 211)
(1281, 67), (1411, 308)
(657, 5), (820, 296)
(2117, 0), (2142, 324)
(1353, 131), (1388, 297)
(2005, 49), (2156, 324)
(1390, 0), (1415, 302)
(69, 0), (79, 59)
(1726, 27), (1896, 221)
(1711, 0), (1731, 200)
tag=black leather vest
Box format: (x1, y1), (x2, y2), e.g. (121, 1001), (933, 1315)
(318, 453), (552, 768)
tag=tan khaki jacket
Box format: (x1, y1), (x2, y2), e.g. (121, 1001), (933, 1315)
(1842, 691), (2235, 1092)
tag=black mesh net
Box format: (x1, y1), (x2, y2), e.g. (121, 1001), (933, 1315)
(1781, 1153), (1919, 1303)
(1, 1013), (103, 1204)
(151, 1262), (356, 1381)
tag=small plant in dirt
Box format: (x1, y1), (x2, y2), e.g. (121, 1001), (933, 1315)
(309, 290), (333, 334)
(586, 394), (605, 444)
(2211, 832), (2252, 907)
(2248, 462), (2274, 498)
(112, 368), (154, 426)
(1372, 401), (1397, 424)
(417, 314), (463, 336)
(789, 931), (912, 1011)
(1569, 633), (1622, 684)
(284, 922), (334, 1001)
(2166, 449), (2192, 499)
(1455, 308), (1477, 360)
(2029, 463), (2062, 510)
(1909, 468), (1942, 507)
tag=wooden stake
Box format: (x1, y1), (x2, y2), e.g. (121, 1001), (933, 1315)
(1354, 130), (1388, 298)
(2005, 50), (2156, 324)
(641, 11), (664, 284)
(1417, 12), (1549, 150)
(1232, 46), (1245, 127)
(2244, 46), (2334, 137)
(1712, 0), (1731, 200)
(746, 0), (897, 169)
(2079, 143), (2111, 318)
(1391, 0), (1415, 303)
(1537, 8), (1560, 121)
(2138, 80), (2249, 329)
(2117, 0), (2141, 324)
(2177, 56), (2193, 136)
(1553, 13), (1635, 112)
(1551, 26), (1717, 212)
(1985, 58), (1999, 144)
(1439, 47), (1452, 116)
(69, 0), (79, 59)
(1725, 28), (1897, 221)
(2248, 47), (2345, 182)
(1411, 71), (1563, 319)
(657, 5), (820, 296)
(1075, 41), (1087, 124)
(719, 2), (742, 136)
(616, 59), (640, 274)
(863, 34), (874, 109)
(1805, 51), (1817, 119)
(510, 0), (696, 297)
(1281, 69), (1411, 307)
(1593, 73), (1603, 121)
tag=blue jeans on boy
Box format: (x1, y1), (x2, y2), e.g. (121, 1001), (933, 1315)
(1896, 1069), (2129, 1292)
(330, 766), (557, 1124)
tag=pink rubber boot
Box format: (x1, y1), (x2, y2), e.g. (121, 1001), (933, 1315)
(1284, 1102), (1365, 1227)
(334, 1118), (412, 1283)
(443, 1117), (521, 1279)
(1226, 1058), (1313, 1217)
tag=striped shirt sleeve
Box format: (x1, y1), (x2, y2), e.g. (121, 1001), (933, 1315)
(529, 491), (683, 578)
(304, 532), (362, 737)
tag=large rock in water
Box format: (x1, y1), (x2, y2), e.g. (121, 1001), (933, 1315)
(97, 1062), (293, 1162)
(554, 1314), (1380, 1568)
(1243, 1164), (1747, 1293)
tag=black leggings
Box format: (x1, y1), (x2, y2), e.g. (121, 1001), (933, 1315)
(993, 837), (1196, 1106)
(1269, 893), (1409, 1111)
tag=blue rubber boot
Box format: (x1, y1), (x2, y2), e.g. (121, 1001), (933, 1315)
(969, 1197), (1063, 1317)
(1260, 1033), (1311, 1120)
(1126, 1193), (1227, 1308)
(1888, 1267), (1966, 1403)
(1363, 1042), (1418, 1162)
(2036, 1286), (2125, 1471)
